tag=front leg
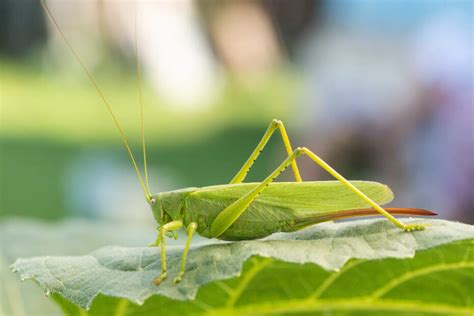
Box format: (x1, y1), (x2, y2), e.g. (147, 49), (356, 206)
(153, 220), (183, 285)
(173, 222), (197, 284)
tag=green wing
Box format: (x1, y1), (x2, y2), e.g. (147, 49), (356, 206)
(185, 181), (394, 240)
(191, 180), (393, 212)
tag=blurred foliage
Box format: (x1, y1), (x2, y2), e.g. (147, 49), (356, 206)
(1, 61), (300, 220)
(1, 61), (298, 144)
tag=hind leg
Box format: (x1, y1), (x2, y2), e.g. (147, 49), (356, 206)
(211, 147), (426, 238)
(230, 119), (302, 183)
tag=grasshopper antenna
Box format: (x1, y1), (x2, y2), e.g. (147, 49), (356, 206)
(134, 4), (151, 198)
(40, 0), (152, 202)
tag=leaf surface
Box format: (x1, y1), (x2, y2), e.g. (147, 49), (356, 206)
(11, 218), (474, 313)
(52, 239), (474, 316)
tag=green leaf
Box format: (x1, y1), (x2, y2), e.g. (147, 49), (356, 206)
(1, 218), (154, 316)
(11, 219), (474, 315)
(52, 240), (474, 316)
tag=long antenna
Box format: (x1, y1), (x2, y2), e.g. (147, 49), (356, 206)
(134, 4), (151, 197)
(40, 0), (151, 202)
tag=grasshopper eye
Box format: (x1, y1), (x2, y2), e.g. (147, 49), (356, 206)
(150, 198), (156, 206)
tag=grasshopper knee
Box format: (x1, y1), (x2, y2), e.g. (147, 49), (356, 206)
(295, 147), (306, 156)
(272, 119), (283, 126)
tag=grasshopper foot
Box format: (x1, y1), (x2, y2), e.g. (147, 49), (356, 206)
(173, 272), (184, 284)
(403, 223), (429, 232)
(153, 272), (167, 285)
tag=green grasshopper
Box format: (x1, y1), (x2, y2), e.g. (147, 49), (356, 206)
(41, 0), (435, 285)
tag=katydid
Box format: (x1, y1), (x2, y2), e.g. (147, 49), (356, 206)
(40, 0), (435, 286)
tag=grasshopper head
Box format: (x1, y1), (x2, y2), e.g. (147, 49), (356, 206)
(149, 194), (168, 226)
(149, 188), (197, 225)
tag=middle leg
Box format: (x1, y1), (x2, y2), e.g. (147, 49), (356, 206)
(173, 222), (197, 284)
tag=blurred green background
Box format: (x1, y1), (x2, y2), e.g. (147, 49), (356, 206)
(1, 60), (297, 222)
(1, 0), (471, 224)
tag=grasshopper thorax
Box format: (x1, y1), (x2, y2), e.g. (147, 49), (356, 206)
(150, 187), (197, 225)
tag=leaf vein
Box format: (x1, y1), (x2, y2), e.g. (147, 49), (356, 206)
(370, 261), (474, 299)
(207, 298), (474, 316)
(225, 258), (272, 307)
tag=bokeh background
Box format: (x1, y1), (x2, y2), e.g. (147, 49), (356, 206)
(1, 0), (473, 315)
(2, 0), (472, 224)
